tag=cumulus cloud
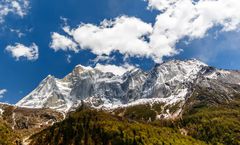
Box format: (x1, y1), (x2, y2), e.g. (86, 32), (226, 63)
(0, 89), (7, 98)
(70, 16), (152, 57)
(147, 0), (240, 60)
(50, 32), (78, 52)
(0, 0), (29, 23)
(50, 16), (153, 57)
(95, 63), (135, 76)
(51, 0), (240, 63)
(6, 43), (39, 61)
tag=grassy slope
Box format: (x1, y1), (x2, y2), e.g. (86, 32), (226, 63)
(0, 120), (21, 145)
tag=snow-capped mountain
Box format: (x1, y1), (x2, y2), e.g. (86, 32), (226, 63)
(16, 59), (240, 117)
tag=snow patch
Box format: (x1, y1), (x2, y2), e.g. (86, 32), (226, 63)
(94, 88), (188, 111)
(0, 108), (4, 116)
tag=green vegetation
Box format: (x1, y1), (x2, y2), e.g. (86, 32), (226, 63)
(165, 102), (182, 114)
(152, 103), (165, 114)
(181, 107), (240, 145)
(30, 108), (205, 145)
(123, 104), (157, 122)
(179, 94), (240, 145)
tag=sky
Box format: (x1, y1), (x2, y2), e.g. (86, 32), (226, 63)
(0, 0), (240, 104)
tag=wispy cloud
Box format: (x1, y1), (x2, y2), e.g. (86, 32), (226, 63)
(0, 89), (7, 99)
(9, 28), (25, 38)
(0, 0), (30, 23)
(66, 54), (72, 63)
(181, 30), (240, 63)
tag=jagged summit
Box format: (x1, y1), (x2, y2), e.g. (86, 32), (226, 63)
(74, 64), (94, 72)
(16, 59), (240, 117)
(156, 58), (207, 67)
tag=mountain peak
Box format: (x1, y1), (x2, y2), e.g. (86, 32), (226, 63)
(75, 64), (93, 70)
(154, 59), (207, 69)
(186, 58), (208, 66)
(73, 64), (94, 73)
(164, 59), (207, 66)
(45, 74), (55, 80)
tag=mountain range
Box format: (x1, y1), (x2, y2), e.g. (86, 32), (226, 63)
(16, 59), (240, 118)
(1, 59), (240, 145)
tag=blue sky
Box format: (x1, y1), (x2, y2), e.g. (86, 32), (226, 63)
(0, 0), (240, 104)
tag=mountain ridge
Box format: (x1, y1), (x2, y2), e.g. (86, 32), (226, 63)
(16, 59), (240, 119)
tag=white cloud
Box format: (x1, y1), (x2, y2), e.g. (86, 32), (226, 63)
(50, 32), (78, 52)
(0, 0), (29, 23)
(95, 63), (135, 76)
(70, 16), (152, 57)
(6, 43), (39, 61)
(0, 89), (7, 98)
(50, 16), (153, 57)
(147, 0), (178, 11)
(51, 0), (240, 63)
(147, 0), (240, 61)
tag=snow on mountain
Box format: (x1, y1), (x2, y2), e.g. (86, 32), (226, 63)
(16, 59), (240, 115)
(16, 75), (72, 112)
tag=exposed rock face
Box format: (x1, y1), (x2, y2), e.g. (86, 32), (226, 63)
(16, 59), (240, 118)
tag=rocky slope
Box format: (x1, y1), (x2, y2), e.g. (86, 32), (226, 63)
(16, 59), (240, 119)
(0, 103), (64, 144)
